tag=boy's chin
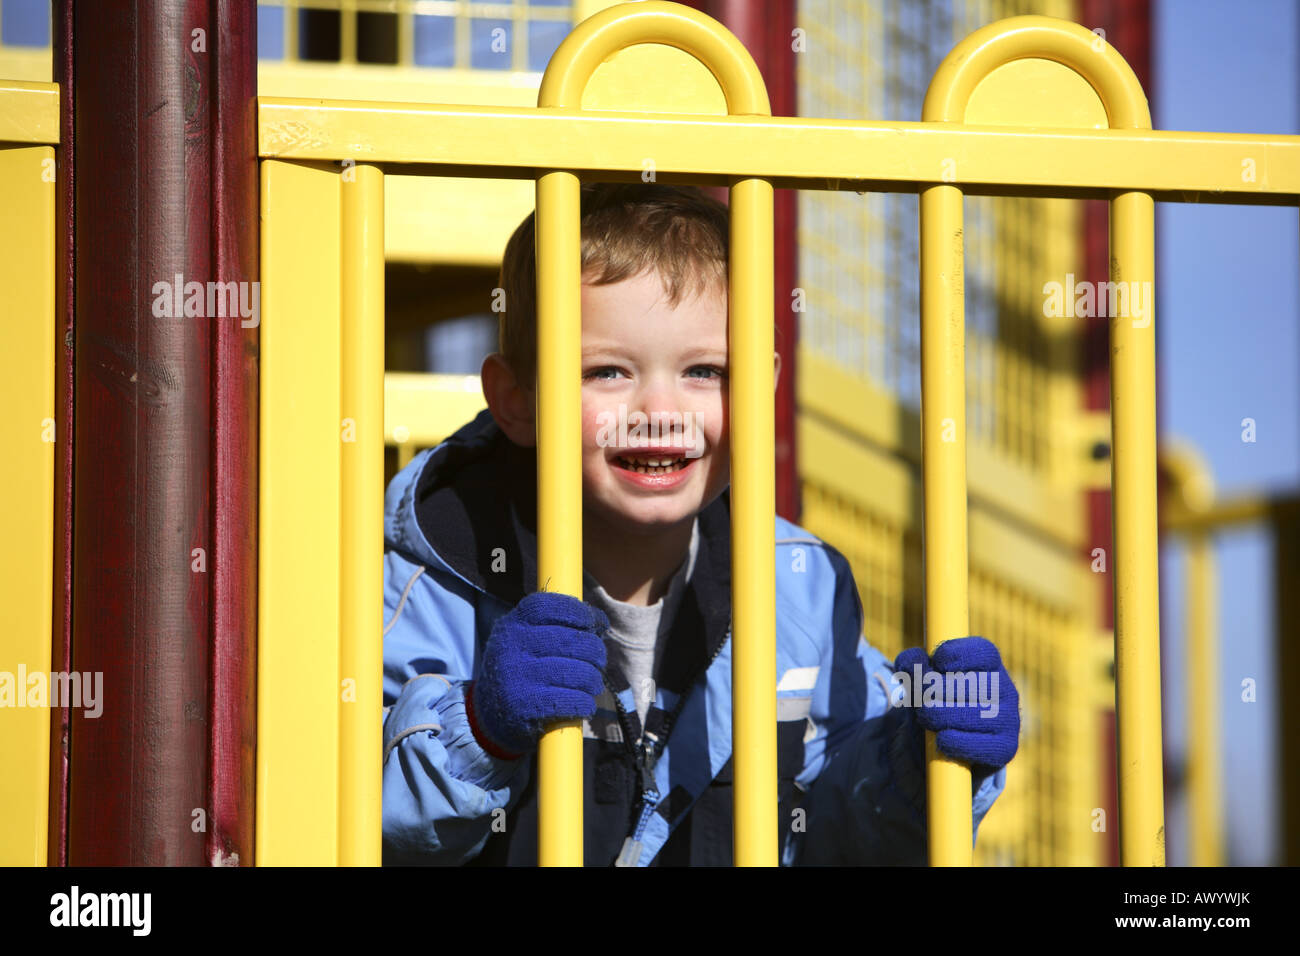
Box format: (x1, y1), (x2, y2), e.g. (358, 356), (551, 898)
(583, 501), (699, 539)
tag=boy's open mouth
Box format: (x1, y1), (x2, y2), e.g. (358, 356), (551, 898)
(611, 452), (692, 475)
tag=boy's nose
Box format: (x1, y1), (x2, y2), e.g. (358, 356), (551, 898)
(634, 382), (687, 423)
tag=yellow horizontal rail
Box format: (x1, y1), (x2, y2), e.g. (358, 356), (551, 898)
(383, 373), (487, 445)
(0, 81), (59, 144)
(258, 96), (1300, 204)
(1163, 493), (1300, 533)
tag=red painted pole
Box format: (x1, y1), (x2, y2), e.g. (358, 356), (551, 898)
(209, 0), (260, 868)
(67, 0), (257, 866)
(686, 0), (801, 524)
(48, 0), (76, 868)
(1080, 0), (1154, 869)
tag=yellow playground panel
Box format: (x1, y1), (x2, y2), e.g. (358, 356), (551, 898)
(0, 80), (57, 868)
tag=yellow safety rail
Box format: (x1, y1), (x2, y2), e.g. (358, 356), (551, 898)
(532, 0), (775, 867)
(921, 17), (1161, 866)
(0, 79), (58, 867)
(253, 3), (1300, 866)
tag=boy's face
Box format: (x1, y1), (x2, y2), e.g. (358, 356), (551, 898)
(579, 269), (730, 538)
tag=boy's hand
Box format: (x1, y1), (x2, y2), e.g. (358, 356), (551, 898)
(892, 636), (1020, 774)
(466, 591), (610, 759)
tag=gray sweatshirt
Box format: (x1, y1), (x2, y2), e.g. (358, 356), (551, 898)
(582, 519), (700, 734)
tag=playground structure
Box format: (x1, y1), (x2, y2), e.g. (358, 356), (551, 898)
(1, 0), (1298, 866)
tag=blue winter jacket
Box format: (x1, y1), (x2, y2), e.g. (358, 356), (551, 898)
(381, 409), (1006, 865)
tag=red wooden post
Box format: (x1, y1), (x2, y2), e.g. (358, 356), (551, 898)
(679, 0), (801, 524)
(48, 0), (75, 870)
(1080, 0), (1154, 869)
(64, 0), (258, 866)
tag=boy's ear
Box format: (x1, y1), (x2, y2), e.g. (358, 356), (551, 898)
(481, 353), (536, 447)
(773, 351), (782, 391)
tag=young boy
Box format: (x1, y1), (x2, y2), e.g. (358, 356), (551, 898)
(380, 182), (1019, 866)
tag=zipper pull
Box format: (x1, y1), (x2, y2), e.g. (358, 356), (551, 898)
(615, 837), (643, 867)
(637, 731), (660, 794)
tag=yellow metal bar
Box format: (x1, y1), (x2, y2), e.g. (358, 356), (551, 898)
(533, 168), (585, 867)
(340, 0), (358, 66)
(1111, 187), (1164, 866)
(1163, 493), (1300, 533)
(0, 81), (59, 144)
(918, 180), (973, 865)
(257, 159), (343, 865)
(0, 143), (55, 866)
(729, 176), (777, 867)
(285, 0), (298, 63)
(1159, 442), (1223, 866)
(339, 162), (385, 866)
(534, 0), (774, 867)
(921, 14), (1164, 867)
(257, 97), (1300, 204)
(397, 4), (413, 68)
(1185, 531), (1222, 866)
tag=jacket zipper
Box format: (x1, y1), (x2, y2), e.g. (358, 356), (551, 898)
(614, 621), (732, 867)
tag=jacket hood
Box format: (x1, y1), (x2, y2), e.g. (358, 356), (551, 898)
(386, 408), (542, 609)
(384, 409), (734, 696)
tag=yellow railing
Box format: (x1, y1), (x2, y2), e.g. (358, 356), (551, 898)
(534, 1), (775, 867)
(1160, 445), (1300, 866)
(921, 17), (1160, 865)
(252, 2), (1300, 866)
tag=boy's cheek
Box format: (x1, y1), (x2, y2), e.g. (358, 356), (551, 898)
(582, 406), (615, 448)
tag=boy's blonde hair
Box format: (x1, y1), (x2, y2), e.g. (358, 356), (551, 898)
(497, 182), (730, 391)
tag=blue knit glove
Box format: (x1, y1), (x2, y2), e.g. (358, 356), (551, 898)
(466, 591), (609, 759)
(892, 636), (1019, 774)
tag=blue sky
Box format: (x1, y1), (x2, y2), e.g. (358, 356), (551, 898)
(1154, 0), (1299, 865)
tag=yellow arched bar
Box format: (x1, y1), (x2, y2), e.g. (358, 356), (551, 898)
(535, 0), (774, 866)
(921, 16), (1162, 866)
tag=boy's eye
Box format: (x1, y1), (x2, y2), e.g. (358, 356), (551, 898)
(687, 365), (727, 380)
(583, 366), (623, 382)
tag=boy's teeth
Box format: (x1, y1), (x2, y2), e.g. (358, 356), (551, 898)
(618, 455), (686, 474)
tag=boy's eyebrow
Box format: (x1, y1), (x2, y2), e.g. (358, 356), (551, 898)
(580, 345), (728, 361)
(678, 346), (729, 361)
(580, 345), (625, 358)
